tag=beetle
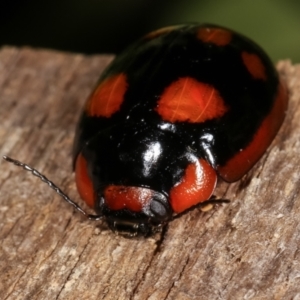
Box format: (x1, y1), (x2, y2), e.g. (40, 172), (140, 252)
(3, 23), (288, 236)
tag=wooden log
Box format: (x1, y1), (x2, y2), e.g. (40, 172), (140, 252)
(0, 46), (299, 299)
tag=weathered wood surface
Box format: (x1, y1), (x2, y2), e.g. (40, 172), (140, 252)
(0, 47), (299, 300)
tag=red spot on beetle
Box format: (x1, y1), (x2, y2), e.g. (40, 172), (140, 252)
(104, 185), (153, 212)
(197, 27), (232, 46)
(170, 159), (217, 213)
(156, 77), (228, 123)
(241, 52), (267, 81)
(85, 73), (128, 117)
(75, 153), (95, 208)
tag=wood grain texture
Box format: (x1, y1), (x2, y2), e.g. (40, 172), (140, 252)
(0, 47), (299, 300)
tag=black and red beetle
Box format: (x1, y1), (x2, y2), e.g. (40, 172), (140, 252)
(4, 24), (288, 236)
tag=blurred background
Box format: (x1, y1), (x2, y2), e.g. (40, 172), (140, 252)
(0, 0), (299, 62)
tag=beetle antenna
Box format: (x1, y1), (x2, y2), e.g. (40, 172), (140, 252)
(2, 155), (103, 221)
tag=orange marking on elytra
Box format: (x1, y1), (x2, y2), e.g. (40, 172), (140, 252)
(241, 52), (267, 81)
(170, 77), (189, 121)
(156, 77), (228, 123)
(75, 153), (95, 208)
(197, 27), (232, 46)
(195, 87), (216, 122)
(85, 73), (128, 117)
